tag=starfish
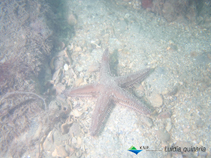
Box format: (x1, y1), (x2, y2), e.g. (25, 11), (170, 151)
(64, 48), (153, 136)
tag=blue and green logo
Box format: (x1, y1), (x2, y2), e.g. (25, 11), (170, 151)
(128, 146), (142, 155)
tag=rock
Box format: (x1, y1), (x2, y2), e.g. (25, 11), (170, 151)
(156, 129), (170, 142)
(61, 122), (71, 135)
(149, 93), (163, 107)
(65, 145), (75, 156)
(135, 85), (145, 96)
(69, 122), (81, 136)
(71, 136), (82, 149)
(207, 52), (211, 59)
(88, 63), (99, 72)
(52, 145), (68, 157)
(43, 131), (54, 152)
(33, 123), (43, 140)
(165, 120), (172, 132)
(162, 1), (177, 22)
(75, 78), (84, 86)
(54, 83), (65, 95)
(141, 0), (153, 9)
(52, 69), (61, 84)
(138, 116), (153, 127)
(166, 84), (179, 96)
(76, 137), (82, 148)
(67, 14), (77, 26)
(71, 109), (83, 117)
(53, 130), (69, 146)
(196, 119), (205, 128)
(157, 111), (172, 119)
(74, 46), (82, 52)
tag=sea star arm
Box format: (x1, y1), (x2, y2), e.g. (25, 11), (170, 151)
(63, 83), (101, 98)
(114, 68), (153, 88)
(90, 90), (112, 136)
(99, 48), (111, 79)
(112, 86), (152, 115)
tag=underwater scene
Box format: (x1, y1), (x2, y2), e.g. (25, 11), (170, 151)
(0, 0), (211, 157)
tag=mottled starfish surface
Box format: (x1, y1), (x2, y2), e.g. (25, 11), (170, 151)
(64, 48), (153, 136)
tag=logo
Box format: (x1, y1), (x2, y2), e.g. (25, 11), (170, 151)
(128, 146), (142, 155)
(127, 144), (207, 156)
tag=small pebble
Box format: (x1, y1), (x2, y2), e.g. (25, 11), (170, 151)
(61, 122), (71, 134)
(165, 120), (172, 132)
(75, 78), (84, 86)
(43, 131), (54, 151)
(207, 52), (211, 59)
(69, 123), (81, 136)
(157, 110), (172, 119)
(196, 119), (204, 128)
(166, 85), (179, 96)
(74, 46), (82, 52)
(138, 116), (153, 127)
(54, 83), (65, 95)
(76, 66), (83, 72)
(65, 145), (75, 156)
(135, 85), (145, 96)
(67, 14), (77, 26)
(71, 109), (83, 117)
(71, 136), (82, 149)
(88, 63), (99, 72)
(52, 145), (68, 157)
(76, 137), (82, 148)
(156, 129), (170, 142)
(149, 93), (163, 107)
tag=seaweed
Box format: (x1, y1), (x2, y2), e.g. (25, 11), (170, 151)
(0, 91), (47, 157)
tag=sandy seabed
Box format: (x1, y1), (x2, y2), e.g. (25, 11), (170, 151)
(16, 0), (211, 157)
(55, 0), (211, 158)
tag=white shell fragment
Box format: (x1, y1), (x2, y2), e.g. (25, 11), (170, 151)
(64, 64), (69, 71)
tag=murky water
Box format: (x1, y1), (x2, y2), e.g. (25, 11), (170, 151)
(1, 0), (211, 157)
